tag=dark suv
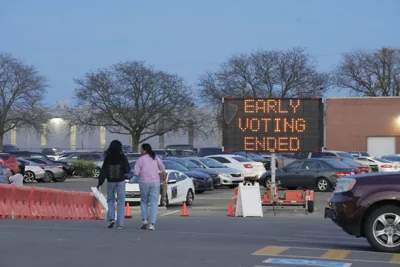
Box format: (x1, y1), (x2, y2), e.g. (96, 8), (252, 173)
(325, 172), (400, 252)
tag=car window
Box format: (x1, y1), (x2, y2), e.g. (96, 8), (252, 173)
(18, 159), (30, 165)
(336, 152), (354, 159)
(360, 152), (370, 156)
(174, 159), (199, 169)
(164, 162), (188, 171)
(322, 159), (351, 169)
(175, 172), (186, 181)
(0, 155), (10, 160)
(285, 161), (304, 171)
(311, 152), (336, 158)
(341, 158), (360, 166)
(29, 154), (46, 159)
(198, 158), (226, 168)
(29, 158), (45, 164)
(374, 158), (391, 163)
(209, 156), (231, 163)
(303, 161), (323, 169)
(232, 156), (253, 162)
(168, 172), (178, 181)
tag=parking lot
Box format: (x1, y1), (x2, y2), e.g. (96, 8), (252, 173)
(2, 177), (400, 267)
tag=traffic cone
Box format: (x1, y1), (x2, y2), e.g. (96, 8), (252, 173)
(227, 202), (233, 216)
(124, 202), (132, 219)
(181, 202), (188, 217)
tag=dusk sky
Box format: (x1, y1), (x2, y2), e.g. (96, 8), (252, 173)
(1, 0), (399, 107)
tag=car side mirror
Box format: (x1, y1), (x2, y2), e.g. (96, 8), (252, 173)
(168, 179), (177, 184)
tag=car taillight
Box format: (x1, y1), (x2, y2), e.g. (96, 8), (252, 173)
(57, 166), (63, 168)
(40, 165), (45, 169)
(354, 171), (361, 174)
(335, 171), (351, 176)
(0, 161), (5, 165)
(244, 164), (253, 168)
(381, 165), (392, 168)
(275, 159), (278, 168)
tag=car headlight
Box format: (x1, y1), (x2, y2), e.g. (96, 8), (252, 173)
(334, 178), (356, 193)
(218, 173), (230, 177)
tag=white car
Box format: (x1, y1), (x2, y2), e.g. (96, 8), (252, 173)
(205, 154), (265, 179)
(356, 157), (400, 172)
(125, 170), (195, 206)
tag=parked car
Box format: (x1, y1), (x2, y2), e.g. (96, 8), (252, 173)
(163, 157), (221, 187)
(197, 147), (224, 157)
(296, 150), (355, 160)
(223, 152), (270, 170)
(0, 153), (19, 172)
(7, 151), (75, 176)
(15, 158), (46, 183)
(1, 144), (19, 152)
(325, 172), (400, 252)
(325, 157), (372, 173)
(24, 157), (67, 182)
(258, 152), (295, 169)
(259, 158), (360, 192)
(356, 157), (400, 172)
(185, 157), (243, 188)
(163, 160), (213, 193)
(382, 155), (400, 163)
(205, 154), (265, 180)
(125, 170), (195, 206)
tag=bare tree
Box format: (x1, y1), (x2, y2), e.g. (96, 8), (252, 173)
(198, 47), (331, 107)
(334, 47), (400, 96)
(67, 61), (208, 151)
(0, 53), (50, 151)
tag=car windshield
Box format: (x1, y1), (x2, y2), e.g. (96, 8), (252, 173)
(360, 152), (370, 156)
(341, 158), (360, 166)
(174, 159), (199, 169)
(248, 153), (265, 161)
(164, 161), (188, 171)
(324, 159), (352, 169)
(374, 158), (391, 163)
(336, 152), (355, 159)
(232, 156), (253, 162)
(199, 158), (226, 168)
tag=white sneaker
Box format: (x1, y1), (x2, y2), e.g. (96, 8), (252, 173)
(148, 224), (155, 230)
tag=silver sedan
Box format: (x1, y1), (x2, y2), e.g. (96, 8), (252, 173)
(18, 158), (66, 183)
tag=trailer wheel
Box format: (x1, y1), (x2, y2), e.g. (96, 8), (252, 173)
(307, 200), (314, 213)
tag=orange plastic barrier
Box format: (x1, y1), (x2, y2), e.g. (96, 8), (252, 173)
(0, 185), (102, 220)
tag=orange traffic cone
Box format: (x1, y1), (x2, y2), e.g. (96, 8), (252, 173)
(181, 202), (188, 217)
(124, 202), (132, 219)
(227, 202), (233, 216)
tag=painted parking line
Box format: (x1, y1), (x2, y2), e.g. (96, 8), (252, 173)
(252, 246), (400, 264)
(160, 210), (180, 216)
(263, 258), (351, 267)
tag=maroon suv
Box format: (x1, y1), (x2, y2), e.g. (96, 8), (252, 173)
(325, 172), (400, 252)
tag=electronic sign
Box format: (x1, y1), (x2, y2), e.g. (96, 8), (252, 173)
(222, 98), (324, 152)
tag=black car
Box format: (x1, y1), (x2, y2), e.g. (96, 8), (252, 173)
(164, 157), (221, 187)
(7, 151), (74, 177)
(259, 158), (360, 192)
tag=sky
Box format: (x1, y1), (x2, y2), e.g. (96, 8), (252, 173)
(1, 0), (399, 108)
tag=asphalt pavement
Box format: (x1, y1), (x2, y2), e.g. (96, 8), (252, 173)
(10, 178), (399, 266)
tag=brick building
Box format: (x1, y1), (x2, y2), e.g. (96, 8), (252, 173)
(326, 97), (400, 157)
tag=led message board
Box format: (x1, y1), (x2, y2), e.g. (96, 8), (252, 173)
(222, 98), (324, 152)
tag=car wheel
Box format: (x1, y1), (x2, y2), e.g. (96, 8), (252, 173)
(92, 167), (101, 179)
(316, 177), (331, 192)
(264, 176), (271, 188)
(53, 171), (67, 182)
(43, 171), (53, 183)
(23, 171), (35, 183)
(186, 189), (194, 206)
(365, 205), (400, 253)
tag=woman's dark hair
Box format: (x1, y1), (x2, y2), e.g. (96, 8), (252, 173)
(105, 140), (126, 164)
(142, 143), (156, 160)
(18, 164), (25, 175)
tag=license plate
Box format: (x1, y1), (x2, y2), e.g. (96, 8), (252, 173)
(351, 172), (355, 175)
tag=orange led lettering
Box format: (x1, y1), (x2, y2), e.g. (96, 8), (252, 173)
(238, 118), (248, 131)
(244, 99), (255, 113)
(277, 99), (289, 113)
(255, 100), (266, 113)
(266, 137), (276, 150)
(266, 100), (276, 113)
(261, 118), (272, 131)
(289, 137), (300, 151)
(274, 118), (281, 132)
(295, 118), (306, 132)
(278, 137), (289, 150)
(249, 118), (260, 132)
(244, 136), (255, 151)
(290, 99), (301, 113)
(283, 118), (294, 132)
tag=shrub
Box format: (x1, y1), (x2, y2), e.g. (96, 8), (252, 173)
(72, 160), (97, 177)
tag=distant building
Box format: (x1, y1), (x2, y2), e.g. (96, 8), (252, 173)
(3, 101), (220, 152)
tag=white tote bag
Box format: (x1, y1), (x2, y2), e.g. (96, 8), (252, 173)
(91, 187), (117, 219)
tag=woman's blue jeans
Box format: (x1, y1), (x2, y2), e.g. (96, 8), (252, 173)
(107, 181), (126, 226)
(139, 182), (160, 224)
